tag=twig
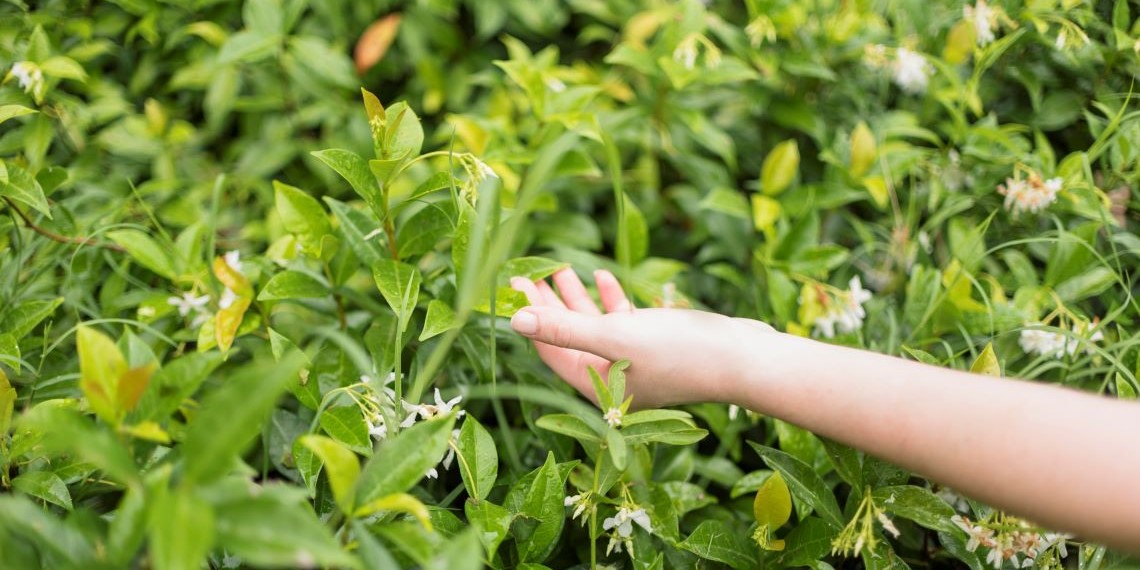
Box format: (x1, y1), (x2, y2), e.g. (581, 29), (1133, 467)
(2, 197), (126, 252)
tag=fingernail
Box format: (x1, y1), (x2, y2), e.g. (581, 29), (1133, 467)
(509, 276), (527, 290)
(511, 309), (538, 335)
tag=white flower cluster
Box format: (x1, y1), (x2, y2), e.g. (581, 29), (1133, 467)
(1019, 322), (1102, 359)
(952, 516), (1069, 569)
(167, 291), (210, 327)
(603, 407), (623, 428)
(998, 174), (1062, 216)
(563, 492), (594, 524)
(602, 505), (652, 557)
(357, 375), (465, 479)
(864, 45), (934, 95)
(672, 34), (721, 70)
(9, 61), (45, 100)
(964, 0), (999, 46)
(813, 277), (873, 338)
(219, 250), (244, 309)
(892, 48), (934, 94)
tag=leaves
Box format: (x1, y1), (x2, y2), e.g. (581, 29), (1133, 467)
(760, 139), (800, 195)
(372, 258), (422, 329)
(750, 443), (843, 529)
(753, 471), (792, 550)
(299, 435), (360, 514)
(355, 414), (456, 506)
(678, 519), (760, 569)
(456, 416), (498, 501)
(514, 452), (565, 563)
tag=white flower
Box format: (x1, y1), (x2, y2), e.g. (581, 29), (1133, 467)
(998, 174), (1062, 215)
(727, 404), (740, 421)
(425, 467), (439, 479)
(473, 158), (498, 181)
(813, 277), (873, 338)
(400, 388), (465, 428)
(673, 37), (698, 69)
(168, 292), (210, 317)
(441, 428), (460, 470)
(366, 413), (388, 440)
(9, 61), (44, 99)
(1019, 321), (1102, 359)
(603, 407), (623, 428)
(544, 77), (566, 92)
(964, 0), (999, 46)
(224, 250), (243, 272)
(892, 48), (933, 94)
(138, 306), (156, 318)
(876, 511), (900, 538)
(602, 506), (652, 538)
(917, 231), (932, 253)
(221, 551), (242, 568)
(564, 493), (592, 523)
(218, 287), (239, 310)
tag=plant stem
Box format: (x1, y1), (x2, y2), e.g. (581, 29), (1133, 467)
(3, 197), (126, 252)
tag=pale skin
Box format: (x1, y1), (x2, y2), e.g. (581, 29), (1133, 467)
(509, 268), (1140, 555)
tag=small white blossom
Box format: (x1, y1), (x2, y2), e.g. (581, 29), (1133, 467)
(602, 506), (652, 538)
(168, 292), (210, 317)
(218, 287), (239, 310)
(673, 37), (698, 69)
(1019, 321), (1102, 359)
(366, 413), (388, 440)
(564, 493), (592, 523)
(813, 277), (873, 338)
(876, 511), (900, 538)
(727, 404), (740, 421)
(892, 48), (933, 94)
(425, 467), (439, 479)
(401, 388), (465, 428)
(441, 428), (460, 470)
(603, 407), (623, 428)
(9, 61), (44, 99)
(221, 551), (242, 569)
(544, 77), (566, 92)
(473, 158), (498, 181)
(224, 250), (243, 272)
(952, 515), (997, 552)
(998, 174), (1062, 215)
(964, 0), (999, 46)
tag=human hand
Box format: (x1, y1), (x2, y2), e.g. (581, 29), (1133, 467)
(509, 268), (778, 409)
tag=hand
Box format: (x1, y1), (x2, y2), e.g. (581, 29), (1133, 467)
(509, 268), (777, 409)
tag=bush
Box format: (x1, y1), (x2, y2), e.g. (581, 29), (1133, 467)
(1, 0), (1137, 568)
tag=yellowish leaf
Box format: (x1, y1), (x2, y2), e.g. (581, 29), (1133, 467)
(849, 122), (876, 177)
(751, 194), (781, 234)
(861, 175), (889, 210)
(77, 325), (127, 424)
(970, 343), (1001, 377)
(761, 139), (799, 195)
(354, 492), (433, 531)
(943, 20), (976, 64)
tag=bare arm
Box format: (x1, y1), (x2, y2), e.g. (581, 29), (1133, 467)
(510, 269), (1140, 554)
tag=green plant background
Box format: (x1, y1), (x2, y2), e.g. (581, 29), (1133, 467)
(0, 0), (1137, 568)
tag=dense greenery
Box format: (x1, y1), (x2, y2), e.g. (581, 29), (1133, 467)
(1, 0), (1138, 568)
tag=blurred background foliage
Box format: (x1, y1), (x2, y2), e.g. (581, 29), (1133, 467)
(1, 0), (1139, 568)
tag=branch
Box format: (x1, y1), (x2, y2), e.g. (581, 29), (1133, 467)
(3, 197), (126, 252)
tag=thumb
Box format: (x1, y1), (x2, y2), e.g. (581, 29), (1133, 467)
(510, 306), (621, 358)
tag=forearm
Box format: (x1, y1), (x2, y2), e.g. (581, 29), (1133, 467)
(726, 331), (1140, 553)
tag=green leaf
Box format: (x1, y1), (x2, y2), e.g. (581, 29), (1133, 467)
(77, 325), (127, 424)
(397, 203), (453, 258)
(181, 353), (306, 485)
(678, 519), (760, 570)
(456, 416), (498, 501)
(0, 370), (15, 438)
(424, 528), (482, 570)
(318, 406), (371, 454)
(588, 365), (612, 410)
(699, 187), (751, 219)
(753, 471), (792, 529)
(872, 486), (957, 534)
(606, 427), (627, 471)
(0, 495), (95, 566)
(382, 102), (424, 161)
(420, 300), (461, 341)
(355, 414), (456, 506)
(0, 164), (51, 218)
(214, 486), (357, 569)
(464, 499), (513, 561)
(607, 359), (629, 405)
(622, 419), (708, 446)
(849, 122), (877, 177)
(149, 487), (214, 570)
(258, 270), (328, 301)
(4, 298), (63, 339)
(620, 194), (648, 266)
(312, 149), (384, 217)
(12, 471), (72, 510)
(749, 442), (843, 528)
(761, 139), (799, 195)
(0, 105), (37, 127)
(299, 435), (361, 515)
(106, 229), (179, 280)
(354, 492), (432, 528)
(777, 517), (837, 567)
(1115, 373), (1137, 400)
(500, 256), (570, 284)
(274, 180), (331, 240)
(969, 343), (1001, 377)
(325, 197), (385, 265)
(373, 259), (422, 327)
(821, 438), (863, 488)
(535, 413), (602, 443)
(516, 452), (565, 563)
(20, 404), (140, 487)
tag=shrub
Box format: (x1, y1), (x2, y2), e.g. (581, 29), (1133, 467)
(0, 0), (1137, 568)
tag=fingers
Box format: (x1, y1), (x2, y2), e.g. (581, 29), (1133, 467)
(552, 268), (601, 315)
(535, 280), (567, 309)
(595, 269), (633, 313)
(509, 305), (623, 361)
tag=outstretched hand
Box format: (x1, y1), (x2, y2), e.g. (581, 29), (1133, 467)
(509, 268), (777, 408)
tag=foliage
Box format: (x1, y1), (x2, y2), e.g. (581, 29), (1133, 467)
(1, 0), (1138, 568)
